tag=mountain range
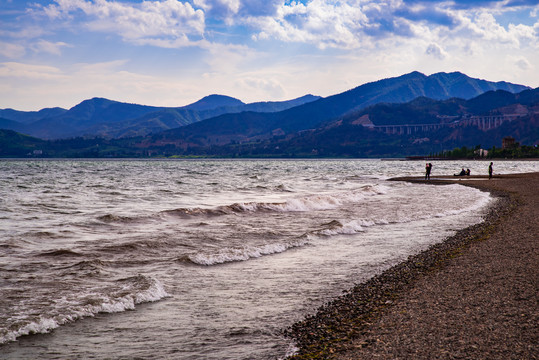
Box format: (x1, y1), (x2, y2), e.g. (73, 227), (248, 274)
(0, 94), (321, 139)
(1, 71), (537, 158)
(147, 71), (530, 148)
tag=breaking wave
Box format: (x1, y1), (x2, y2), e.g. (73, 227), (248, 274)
(166, 185), (387, 217)
(313, 187), (491, 236)
(0, 275), (169, 345)
(184, 240), (310, 266)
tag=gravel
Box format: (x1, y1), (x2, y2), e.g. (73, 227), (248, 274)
(285, 173), (538, 360)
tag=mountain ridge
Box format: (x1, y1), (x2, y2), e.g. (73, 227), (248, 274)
(1, 86), (538, 158)
(0, 94), (321, 139)
(0, 71), (531, 143)
(153, 71), (530, 147)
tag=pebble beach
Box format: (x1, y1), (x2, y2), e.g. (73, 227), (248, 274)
(286, 172), (538, 359)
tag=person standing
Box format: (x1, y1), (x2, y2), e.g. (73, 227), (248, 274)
(425, 163), (432, 180)
(488, 162), (493, 179)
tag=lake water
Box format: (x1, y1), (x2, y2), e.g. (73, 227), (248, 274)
(1, 159), (537, 359)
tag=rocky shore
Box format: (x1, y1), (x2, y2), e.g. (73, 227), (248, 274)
(284, 173), (538, 359)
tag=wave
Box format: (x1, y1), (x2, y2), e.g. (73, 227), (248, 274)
(165, 184), (387, 218)
(431, 185), (492, 218)
(232, 185), (386, 213)
(0, 275), (169, 345)
(312, 219), (377, 236)
(37, 249), (84, 257)
(98, 239), (178, 254)
(97, 214), (139, 223)
(57, 259), (109, 277)
(311, 186), (491, 237)
(163, 207), (230, 217)
(22, 230), (65, 240)
(183, 239), (310, 266)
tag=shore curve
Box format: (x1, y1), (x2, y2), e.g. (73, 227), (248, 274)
(285, 172), (538, 359)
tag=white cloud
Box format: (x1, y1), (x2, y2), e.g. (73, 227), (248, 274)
(0, 26), (48, 40)
(249, 0), (371, 49)
(245, 0), (539, 54)
(0, 62), (66, 80)
(236, 77), (285, 99)
(200, 41), (260, 74)
(0, 41), (26, 58)
(452, 10), (539, 48)
(31, 40), (71, 55)
(0, 60), (182, 109)
(42, 0), (206, 46)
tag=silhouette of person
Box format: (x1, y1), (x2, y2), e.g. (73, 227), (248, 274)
(466, 168), (470, 176)
(425, 163), (432, 180)
(489, 162), (493, 179)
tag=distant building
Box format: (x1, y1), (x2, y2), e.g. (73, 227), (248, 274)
(474, 148), (489, 157)
(502, 136), (516, 149)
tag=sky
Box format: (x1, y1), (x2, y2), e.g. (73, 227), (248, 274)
(1, 0), (538, 111)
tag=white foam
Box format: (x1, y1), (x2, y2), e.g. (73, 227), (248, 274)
(0, 276), (169, 345)
(234, 184), (387, 213)
(311, 185), (492, 238)
(320, 219), (385, 236)
(188, 240), (309, 266)
(1, 317), (60, 344)
(428, 185), (492, 219)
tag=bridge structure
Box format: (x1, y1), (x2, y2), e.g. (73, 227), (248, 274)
(368, 123), (446, 135)
(365, 113), (526, 135)
(458, 114), (522, 131)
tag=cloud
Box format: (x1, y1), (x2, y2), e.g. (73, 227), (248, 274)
(42, 0), (206, 46)
(245, 0), (539, 50)
(3, 0), (539, 111)
(0, 26), (48, 40)
(236, 77), (285, 99)
(31, 39), (71, 55)
(0, 41), (26, 58)
(249, 1), (372, 49)
(514, 57), (530, 70)
(504, 0), (539, 7)
(0, 62), (66, 80)
(426, 43), (447, 59)
(402, 0), (503, 10)
(23, 0), (538, 53)
(457, 11), (538, 47)
(247, 0), (462, 49)
(193, 0), (240, 19)
(0, 59), (180, 109)
(394, 6), (457, 27)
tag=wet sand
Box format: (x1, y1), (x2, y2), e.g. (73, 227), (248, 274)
(286, 172), (538, 359)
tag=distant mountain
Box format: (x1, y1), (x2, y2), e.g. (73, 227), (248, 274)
(345, 87), (539, 126)
(152, 71), (530, 147)
(1, 86), (537, 158)
(0, 107), (67, 124)
(0, 72), (533, 152)
(240, 95), (321, 113)
(0, 94), (321, 139)
(183, 94), (245, 111)
(0, 117), (26, 133)
(219, 87), (539, 158)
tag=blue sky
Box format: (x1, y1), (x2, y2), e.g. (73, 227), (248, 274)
(1, 0), (538, 110)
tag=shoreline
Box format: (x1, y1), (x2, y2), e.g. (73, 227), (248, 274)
(285, 172), (538, 359)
